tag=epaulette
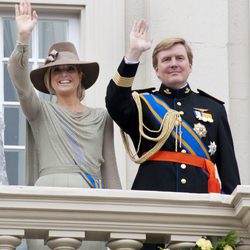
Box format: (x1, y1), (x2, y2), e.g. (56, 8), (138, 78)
(197, 89), (225, 105)
(132, 87), (156, 94)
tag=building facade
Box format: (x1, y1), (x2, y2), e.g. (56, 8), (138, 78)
(0, 0), (249, 189)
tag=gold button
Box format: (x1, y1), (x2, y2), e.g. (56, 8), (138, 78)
(181, 149), (187, 153)
(181, 178), (187, 184)
(179, 111), (184, 115)
(181, 164), (186, 169)
(177, 102), (182, 106)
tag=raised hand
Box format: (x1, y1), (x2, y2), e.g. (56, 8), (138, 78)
(126, 19), (153, 61)
(15, 0), (38, 44)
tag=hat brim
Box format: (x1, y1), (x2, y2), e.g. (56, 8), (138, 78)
(30, 60), (99, 94)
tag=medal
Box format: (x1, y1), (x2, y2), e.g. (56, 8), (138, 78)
(208, 141), (217, 156)
(193, 108), (213, 123)
(193, 123), (207, 138)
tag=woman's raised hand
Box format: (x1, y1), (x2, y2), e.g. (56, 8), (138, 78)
(15, 0), (38, 44)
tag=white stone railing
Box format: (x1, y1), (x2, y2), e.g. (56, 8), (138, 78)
(0, 185), (249, 250)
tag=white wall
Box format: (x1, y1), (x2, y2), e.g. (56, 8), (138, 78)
(228, 0), (250, 185)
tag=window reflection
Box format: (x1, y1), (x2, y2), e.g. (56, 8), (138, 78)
(5, 151), (25, 185)
(4, 62), (33, 102)
(3, 18), (16, 57)
(4, 63), (19, 102)
(38, 20), (68, 58)
(4, 107), (25, 146)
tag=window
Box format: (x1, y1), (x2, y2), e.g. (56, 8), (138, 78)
(1, 12), (80, 185)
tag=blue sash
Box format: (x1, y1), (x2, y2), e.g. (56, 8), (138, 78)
(80, 171), (104, 188)
(141, 93), (210, 160)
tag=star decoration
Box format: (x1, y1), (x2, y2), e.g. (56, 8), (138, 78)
(193, 123), (207, 138)
(208, 141), (217, 156)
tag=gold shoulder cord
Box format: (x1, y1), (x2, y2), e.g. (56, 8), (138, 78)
(120, 91), (181, 164)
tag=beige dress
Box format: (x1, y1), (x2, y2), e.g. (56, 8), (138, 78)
(8, 44), (121, 250)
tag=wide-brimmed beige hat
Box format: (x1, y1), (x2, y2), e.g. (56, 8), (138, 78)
(30, 42), (99, 94)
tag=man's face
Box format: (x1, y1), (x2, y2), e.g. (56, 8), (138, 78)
(154, 44), (192, 89)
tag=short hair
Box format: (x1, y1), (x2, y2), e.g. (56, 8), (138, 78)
(152, 37), (193, 68)
(44, 66), (85, 101)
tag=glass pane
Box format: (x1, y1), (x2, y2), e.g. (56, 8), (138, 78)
(4, 62), (19, 102)
(38, 20), (68, 58)
(4, 107), (26, 146)
(4, 62), (33, 102)
(3, 18), (32, 57)
(5, 150), (25, 185)
(3, 18), (16, 57)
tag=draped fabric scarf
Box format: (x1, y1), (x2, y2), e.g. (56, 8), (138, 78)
(25, 101), (106, 186)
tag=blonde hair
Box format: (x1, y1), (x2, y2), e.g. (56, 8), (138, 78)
(152, 37), (193, 68)
(44, 66), (85, 101)
(44, 68), (55, 95)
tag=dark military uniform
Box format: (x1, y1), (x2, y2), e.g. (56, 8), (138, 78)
(106, 58), (241, 194)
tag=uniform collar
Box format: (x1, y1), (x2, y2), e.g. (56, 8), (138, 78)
(159, 83), (192, 98)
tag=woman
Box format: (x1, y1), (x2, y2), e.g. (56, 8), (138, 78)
(8, 0), (121, 249)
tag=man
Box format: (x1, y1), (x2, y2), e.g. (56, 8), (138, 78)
(106, 19), (240, 195)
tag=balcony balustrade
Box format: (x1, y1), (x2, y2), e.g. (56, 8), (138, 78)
(0, 185), (249, 249)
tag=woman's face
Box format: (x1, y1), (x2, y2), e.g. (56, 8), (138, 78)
(50, 64), (82, 98)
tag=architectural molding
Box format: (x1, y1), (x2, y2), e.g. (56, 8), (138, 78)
(0, 185), (249, 245)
